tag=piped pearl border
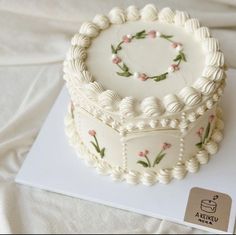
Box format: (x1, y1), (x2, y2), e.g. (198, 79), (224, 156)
(65, 103), (224, 186)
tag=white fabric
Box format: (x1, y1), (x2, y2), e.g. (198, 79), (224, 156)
(0, 0), (235, 233)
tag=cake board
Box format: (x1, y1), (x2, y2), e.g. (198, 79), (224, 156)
(15, 74), (236, 234)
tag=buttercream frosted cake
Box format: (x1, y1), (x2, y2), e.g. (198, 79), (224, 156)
(63, 4), (226, 185)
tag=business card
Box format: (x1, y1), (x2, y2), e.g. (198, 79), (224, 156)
(184, 187), (232, 232)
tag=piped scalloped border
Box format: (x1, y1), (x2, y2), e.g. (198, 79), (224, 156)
(64, 103), (224, 186)
(63, 5), (227, 120)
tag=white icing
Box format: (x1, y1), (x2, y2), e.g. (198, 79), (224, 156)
(98, 90), (121, 111)
(197, 105), (206, 116)
(79, 22), (100, 38)
(179, 87), (202, 106)
(137, 121), (146, 130)
(216, 119), (224, 130)
(193, 77), (216, 95)
(188, 112), (197, 122)
(111, 166), (125, 181)
(160, 119), (169, 127)
(71, 33), (91, 48)
(158, 7), (175, 23)
(174, 11), (189, 26)
(206, 52), (225, 67)
(186, 157), (199, 173)
(216, 106), (223, 118)
(213, 93), (219, 102)
(202, 38), (219, 53)
(141, 97), (164, 117)
(211, 129), (223, 143)
(170, 119), (179, 128)
(158, 169), (172, 184)
(149, 120), (158, 128)
(126, 170), (140, 184)
(93, 15), (110, 30)
(185, 18), (200, 33)
(78, 70), (94, 84)
(140, 4), (158, 21)
(163, 94), (183, 113)
(202, 66), (225, 82)
(141, 171), (157, 186)
(205, 140), (218, 155)
(109, 7), (126, 24)
(195, 27), (210, 41)
(196, 150), (209, 164)
(172, 161), (187, 179)
(86, 154), (98, 167)
(96, 160), (111, 175)
(126, 5), (140, 21)
(119, 97), (136, 118)
(206, 99), (214, 109)
(64, 59), (86, 75)
(67, 46), (87, 61)
(84, 82), (104, 101)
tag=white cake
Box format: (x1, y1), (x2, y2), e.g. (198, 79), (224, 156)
(63, 5), (226, 185)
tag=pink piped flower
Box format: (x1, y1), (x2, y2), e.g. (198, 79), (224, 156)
(196, 127), (204, 137)
(144, 149), (149, 155)
(172, 64), (180, 71)
(123, 35), (132, 43)
(138, 73), (148, 81)
(138, 151), (145, 157)
(209, 114), (215, 123)
(148, 30), (156, 38)
(162, 142), (172, 150)
(112, 56), (122, 64)
(88, 130), (96, 137)
(171, 42), (178, 48)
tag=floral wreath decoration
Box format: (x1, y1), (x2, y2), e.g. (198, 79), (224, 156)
(111, 30), (187, 82)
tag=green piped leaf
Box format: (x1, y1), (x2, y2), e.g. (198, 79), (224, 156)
(100, 148), (106, 158)
(196, 142), (202, 149)
(173, 54), (182, 62)
(180, 52), (187, 62)
(116, 71), (132, 77)
(111, 45), (116, 54)
(135, 30), (146, 39)
(137, 160), (149, 168)
(122, 63), (129, 72)
(203, 122), (211, 144)
(90, 141), (99, 152)
(153, 153), (166, 167)
(152, 73), (168, 82)
(160, 34), (173, 39)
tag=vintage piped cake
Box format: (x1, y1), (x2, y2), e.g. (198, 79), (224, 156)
(63, 4), (226, 185)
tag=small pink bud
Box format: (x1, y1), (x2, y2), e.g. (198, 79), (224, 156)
(88, 130), (96, 137)
(162, 143), (172, 150)
(148, 30), (156, 38)
(144, 149), (149, 155)
(139, 73), (148, 81)
(209, 114), (215, 123)
(112, 56), (121, 64)
(196, 127), (204, 137)
(171, 42), (178, 48)
(123, 35), (132, 43)
(138, 151), (144, 157)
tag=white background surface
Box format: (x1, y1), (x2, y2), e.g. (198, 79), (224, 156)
(15, 83), (236, 234)
(1, 0), (236, 233)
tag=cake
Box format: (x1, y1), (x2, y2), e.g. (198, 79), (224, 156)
(63, 4), (226, 186)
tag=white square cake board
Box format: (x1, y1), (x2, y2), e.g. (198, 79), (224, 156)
(16, 76), (236, 234)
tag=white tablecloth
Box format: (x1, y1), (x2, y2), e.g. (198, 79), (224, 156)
(0, 0), (235, 233)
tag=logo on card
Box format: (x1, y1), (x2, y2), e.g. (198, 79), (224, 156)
(184, 187), (232, 232)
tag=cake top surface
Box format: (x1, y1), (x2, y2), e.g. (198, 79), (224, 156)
(64, 5), (226, 118)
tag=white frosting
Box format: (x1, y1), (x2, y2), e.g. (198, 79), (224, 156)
(65, 59), (86, 75)
(80, 22), (100, 38)
(67, 46), (87, 61)
(202, 38), (219, 53)
(137, 121), (146, 130)
(86, 154), (98, 167)
(96, 160), (111, 175)
(78, 70), (94, 84)
(202, 66), (225, 82)
(163, 94), (183, 113)
(216, 106), (223, 119)
(172, 161), (187, 179)
(158, 7), (175, 23)
(141, 171), (157, 186)
(126, 170), (140, 184)
(206, 99), (214, 109)
(98, 90), (121, 111)
(211, 129), (223, 143)
(174, 11), (189, 26)
(141, 97), (163, 117)
(140, 4), (158, 21)
(193, 77), (216, 95)
(158, 169), (172, 184)
(178, 87), (202, 106)
(170, 119), (179, 128)
(93, 15), (110, 30)
(126, 5), (140, 21)
(71, 33), (91, 48)
(119, 97), (136, 118)
(160, 119), (169, 127)
(111, 166), (125, 181)
(188, 112), (197, 122)
(196, 150), (209, 164)
(186, 157), (199, 173)
(216, 119), (224, 130)
(149, 119), (158, 128)
(197, 105), (206, 116)
(185, 18), (200, 33)
(109, 7), (126, 24)
(206, 52), (225, 67)
(205, 140), (218, 155)
(195, 27), (210, 41)
(84, 82), (104, 101)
